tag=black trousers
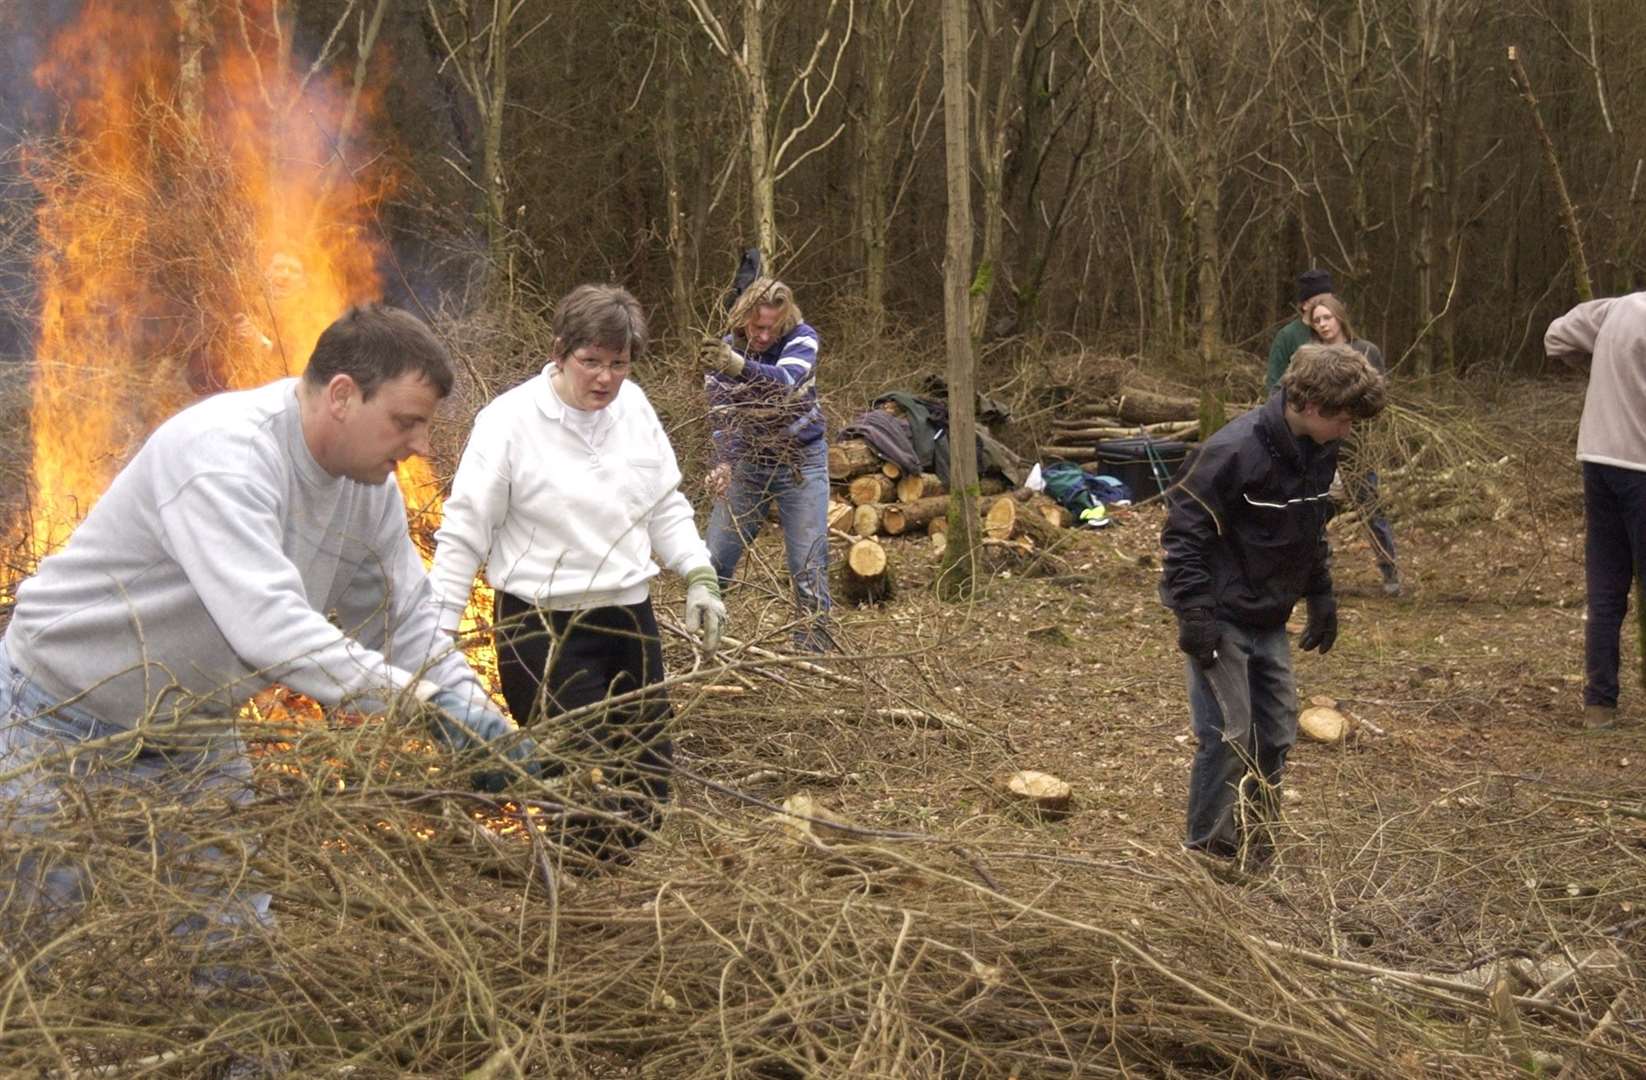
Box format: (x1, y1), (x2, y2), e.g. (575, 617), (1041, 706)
(1583, 462), (1646, 708)
(494, 592), (673, 808)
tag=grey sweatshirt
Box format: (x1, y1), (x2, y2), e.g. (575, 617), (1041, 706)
(1546, 292), (1646, 472)
(3, 379), (483, 725)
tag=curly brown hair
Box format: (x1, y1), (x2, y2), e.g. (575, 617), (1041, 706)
(1281, 343), (1386, 419)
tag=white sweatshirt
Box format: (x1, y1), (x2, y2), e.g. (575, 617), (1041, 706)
(3, 379), (485, 724)
(429, 369), (711, 629)
(1546, 292), (1646, 472)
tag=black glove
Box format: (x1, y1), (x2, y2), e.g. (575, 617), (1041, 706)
(429, 688), (542, 794)
(1175, 607), (1220, 669)
(1298, 594), (1339, 654)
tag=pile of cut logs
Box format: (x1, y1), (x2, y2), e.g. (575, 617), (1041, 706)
(1040, 386), (1201, 464)
(827, 439), (1072, 605)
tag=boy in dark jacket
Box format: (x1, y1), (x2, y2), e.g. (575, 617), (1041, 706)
(1161, 344), (1386, 863)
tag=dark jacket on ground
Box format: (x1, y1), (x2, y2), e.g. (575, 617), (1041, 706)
(1160, 392), (1337, 628)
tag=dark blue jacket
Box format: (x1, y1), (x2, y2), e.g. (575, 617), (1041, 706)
(1160, 392), (1337, 628)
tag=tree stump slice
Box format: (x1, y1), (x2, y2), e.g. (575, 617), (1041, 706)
(852, 503), (884, 537)
(983, 498), (1019, 540)
(843, 537), (893, 605)
(1028, 493), (1072, 528)
(1001, 770), (1073, 820)
(1298, 706), (1353, 744)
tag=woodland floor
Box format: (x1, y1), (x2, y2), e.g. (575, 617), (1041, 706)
(4, 371), (1644, 1078)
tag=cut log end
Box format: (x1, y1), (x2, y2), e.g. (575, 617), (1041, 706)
(842, 537), (892, 606)
(1000, 770), (1073, 820)
(849, 473), (897, 506)
(1298, 705), (1353, 744)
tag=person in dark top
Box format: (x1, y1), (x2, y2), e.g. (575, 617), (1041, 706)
(1307, 293), (1400, 596)
(1161, 343), (1386, 863)
(1265, 268), (1335, 394)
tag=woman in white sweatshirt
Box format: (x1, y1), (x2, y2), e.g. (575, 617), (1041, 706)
(430, 285), (724, 848)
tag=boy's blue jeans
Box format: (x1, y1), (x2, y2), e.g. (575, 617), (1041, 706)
(0, 640), (272, 972)
(1184, 620), (1298, 856)
(707, 438), (835, 651)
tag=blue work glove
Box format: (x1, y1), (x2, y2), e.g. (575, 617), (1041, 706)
(428, 687), (540, 794)
(1298, 594), (1339, 654)
(1175, 606), (1219, 669)
(684, 567), (727, 655)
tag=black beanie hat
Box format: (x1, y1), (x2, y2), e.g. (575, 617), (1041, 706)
(1296, 268), (1333, 304)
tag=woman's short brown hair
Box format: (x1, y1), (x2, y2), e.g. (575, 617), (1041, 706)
(550, 284), (648, 363)
(1281, 343), (1386, 419)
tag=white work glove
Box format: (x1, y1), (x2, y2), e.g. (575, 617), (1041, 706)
(699, 336), (746, 377)
(705, 462), (732, 500)
(684, 567), (727, 655)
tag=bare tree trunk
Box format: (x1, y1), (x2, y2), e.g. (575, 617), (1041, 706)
(482, 0), (510, 286)
(939, 0), (980, 599)
(744, 0), (776, 256)
(1409, 0), (1441, 378)
(1507, 45), (1593, 302)
(424, 0), (528, 295)
(173, 0), (209, 128)
(1193, 146), (1221, 366)
(969, 0), (1045, 342)
(860, 0), (893, 336)
(661, 59), (695, 341)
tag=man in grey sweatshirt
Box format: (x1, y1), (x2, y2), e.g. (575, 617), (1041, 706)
(1546, 291), (1646, 730)
(0, 304), (533, 952)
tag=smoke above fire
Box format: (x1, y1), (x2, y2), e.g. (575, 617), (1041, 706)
(17, 0), (439, 559)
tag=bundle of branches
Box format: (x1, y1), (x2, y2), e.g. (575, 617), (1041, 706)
(6, 606), (1638, 1079)
(1335, 379), (1565, 537)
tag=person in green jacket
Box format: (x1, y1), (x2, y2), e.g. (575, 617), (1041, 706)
(1265, 268), (1335, 393)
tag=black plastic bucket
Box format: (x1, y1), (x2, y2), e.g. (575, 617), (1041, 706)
(1094, 436), (1190, 498)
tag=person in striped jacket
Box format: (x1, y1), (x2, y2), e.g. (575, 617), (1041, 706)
(699, 277), (835, 652)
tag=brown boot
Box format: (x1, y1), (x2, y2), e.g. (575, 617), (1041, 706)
(1583, 704), (1618, 730)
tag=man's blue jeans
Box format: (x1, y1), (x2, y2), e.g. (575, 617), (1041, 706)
(1184, 620), (1298, 856)
(707, 438), (835, 651)
(0, 641), (271, 971)
(1582, 461), (1646, 708)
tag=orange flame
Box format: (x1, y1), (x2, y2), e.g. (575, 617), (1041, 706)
(15, 3), (502, 704)
(24, 0), (387, 559)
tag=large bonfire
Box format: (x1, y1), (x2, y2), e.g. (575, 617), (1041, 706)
(19, 0), (439, 566)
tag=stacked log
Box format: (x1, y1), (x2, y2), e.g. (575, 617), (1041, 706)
(1043, 388), (1201, 462)
(848, 474), (897, 506)
(983, 497), (1064, 550)
(827, 440), (883, 481)
(880, 495), (948, 535)
(895, 472), (944, 503)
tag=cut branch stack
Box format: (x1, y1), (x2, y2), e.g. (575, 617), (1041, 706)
(1043, 387), (1202, 463)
